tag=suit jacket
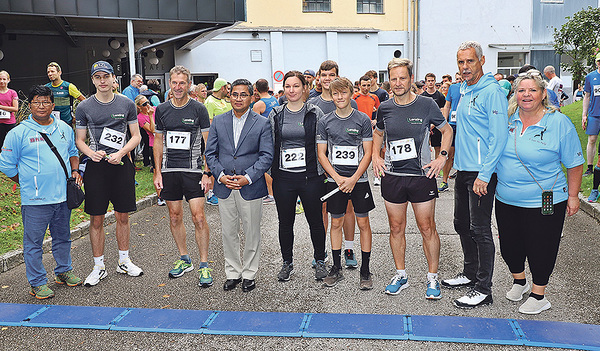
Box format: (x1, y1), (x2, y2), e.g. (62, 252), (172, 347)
(205, 109), (273, 201)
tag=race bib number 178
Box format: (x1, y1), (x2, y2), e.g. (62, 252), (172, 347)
(389, 138), (417, 161)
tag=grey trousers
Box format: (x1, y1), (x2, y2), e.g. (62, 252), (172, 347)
(218, 190), (263, 280)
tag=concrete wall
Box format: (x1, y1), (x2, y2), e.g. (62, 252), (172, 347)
(418, 0), (531, 81)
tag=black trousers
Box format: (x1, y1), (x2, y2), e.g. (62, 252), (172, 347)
(273, 172), (326, 263)
(495, 199), (567, 286)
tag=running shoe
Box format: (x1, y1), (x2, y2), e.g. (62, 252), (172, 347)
(314, 260), (328, 281)
(359, 272), (373, 290)
(588, 189), (599, 203)
(116, 258), (144, 277)
(519, 296), (551, 314)
(311, 252), (329, 268)
(506, 282), (530, 302)
(584, 168), (593, 177)
(278, 261), (294, 281)
(206, 195), (219, 206)
(453, 289), (493, 309)
(84, 265), (107, 286)
(344, 249), (358, 268)
(438, 181), (448, 192)
(198, 267), (213, 288)
(295, 201), (304, 214)
(384, 274), (409, 295)
(426, 278), (442, 300)
(441, 272), (473, 288)
(29, 284), (54, 299)
(55, 270), (82, 287)
(323, 265), (344, 287)
(168, 259), (194, 278)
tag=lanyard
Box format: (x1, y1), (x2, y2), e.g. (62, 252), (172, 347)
(513, 122), (559, 192)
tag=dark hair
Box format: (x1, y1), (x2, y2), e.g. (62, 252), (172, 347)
(359, 75), (371, 83)
(255, 78), (269, 93)
(28, 85), (53, 103)
(365, 70), (377, 79)
(319, 60), (339, 75)
(425, 72), (436, 80)
(283, 70), (307, 86)
(147, 79), (160, 91)
(231, 78), (253, 95)
(442, 74), (452, 82)
(518, 64), (536, 74)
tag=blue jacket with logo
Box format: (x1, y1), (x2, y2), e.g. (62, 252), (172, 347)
(0, 116), (78, 205)
(454, 72), (508, 183)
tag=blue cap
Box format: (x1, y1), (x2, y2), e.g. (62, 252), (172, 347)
(91, 61), (114, 76)
(303, 69), (316, 77)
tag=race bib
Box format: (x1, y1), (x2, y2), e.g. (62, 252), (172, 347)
(0, 109), (9, 119)
(51, 111), (61, 120)
(332, 145), (359, 166)
(282, 147), (306, 169)
(389, 138), (417, 161)
(166, 131), (191, 150)
(594, 85), (600, 97)
(99, 127), (126, 150)
(450, 111), (457, 123)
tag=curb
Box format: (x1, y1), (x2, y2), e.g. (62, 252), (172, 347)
(578, 192), (600, 223)
(0, 193), (158, 273)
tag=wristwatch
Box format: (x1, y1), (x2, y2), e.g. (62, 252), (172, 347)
(440, 150), (448, 158)
(203, 171), (213, 177)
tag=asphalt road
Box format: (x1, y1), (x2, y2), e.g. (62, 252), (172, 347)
(0, 173), (598, 350)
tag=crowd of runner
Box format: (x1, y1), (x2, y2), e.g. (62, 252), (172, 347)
(1, 39), (597, 317)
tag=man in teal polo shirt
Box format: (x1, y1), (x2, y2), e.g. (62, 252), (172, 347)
(46, 62), (85, 126)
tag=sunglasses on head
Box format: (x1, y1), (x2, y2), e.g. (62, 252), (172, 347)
(140, 101), (149, 107)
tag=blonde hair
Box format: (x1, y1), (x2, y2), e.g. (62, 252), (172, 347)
(0, 70), (10, 80)
(507, 69), (557, 116)
(329, 77), (354, 94)
(134, 95), (147, 114)
(47, 62), (61, 72)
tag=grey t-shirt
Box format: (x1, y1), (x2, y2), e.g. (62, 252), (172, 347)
(75, 94), (137, 154)
(155, 98), (211, 172)
(375, 95), (447, 176)
(308, 95), (358, 115)
(317, 109), (373, 182)
(280, 105), (307, 173)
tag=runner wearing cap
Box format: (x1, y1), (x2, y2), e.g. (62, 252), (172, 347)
(304, 69), (316, 90)
(75, 61), (143, 286)
(204, 78), (232, 122)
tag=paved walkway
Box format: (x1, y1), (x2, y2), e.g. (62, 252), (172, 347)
(0, 174), (599, 350)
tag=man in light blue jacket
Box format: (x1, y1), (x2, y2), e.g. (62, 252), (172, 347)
(0, 85), (82, 299)
(441, 41), (508, 309)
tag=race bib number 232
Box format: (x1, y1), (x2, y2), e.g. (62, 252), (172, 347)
(99, 127), (126, 150)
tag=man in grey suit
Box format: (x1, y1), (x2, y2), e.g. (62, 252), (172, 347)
(205, 78), (274, 292)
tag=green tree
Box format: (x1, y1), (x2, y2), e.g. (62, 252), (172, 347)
(553, 6), (600, 88)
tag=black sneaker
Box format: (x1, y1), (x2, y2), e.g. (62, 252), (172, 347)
(323, 265), (344, 287)
(314, 260), (327, 281)
(584, 167), (593, 177)
(277, 261), (293, 281)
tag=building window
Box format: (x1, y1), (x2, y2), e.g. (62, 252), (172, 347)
(303, 0), (331, 12)
(357, 0), (383, 14)
(497, 52), (527, 77)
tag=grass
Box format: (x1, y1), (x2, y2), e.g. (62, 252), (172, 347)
(0, 161), (157, 255)
(560, 100), (593, 196)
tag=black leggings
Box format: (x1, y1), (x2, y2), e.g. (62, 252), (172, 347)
(273, 172), (326, 263)
(495, 199), (567, 286)
(0, 123), (15, 149)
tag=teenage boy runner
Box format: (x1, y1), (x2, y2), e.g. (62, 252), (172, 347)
(75, 61), (143, 286)
(308, 60), (360, 268)
(317, 77), (375, 289)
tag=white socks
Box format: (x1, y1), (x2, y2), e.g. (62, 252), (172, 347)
(118, 250), (129, 262)
(427, 272), (438, 281)
(345, 240), (354, 250)
(396, 269), (406, 278)
(93, 255), (104, 268)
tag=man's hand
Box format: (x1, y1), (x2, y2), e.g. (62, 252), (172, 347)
(72, 171), (83, 186)
(153, 172), (163, 190)
(106, 152), (124, 165)
(337, 176), (358, 193)
(582, 115), (587, 130)
(372, 155), (387, 179)
(423, 156), (446, 179)
(473, 178), (489, 197)
(200, 174), (212, 193)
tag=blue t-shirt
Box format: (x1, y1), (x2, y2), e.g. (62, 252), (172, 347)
(495, 110), (584, 208)
(584, 70), (600, 117)
(445, 83), (462, 126)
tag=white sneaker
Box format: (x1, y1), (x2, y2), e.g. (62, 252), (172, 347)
(84, 265), (107, 287)
(116, 258), (144, 277)
(519, 296), (551, 314)
(506, 282), (530, 301)
(453, 289), (493, 309)
(373, 177), (381, 186)
(441, 272), (473, 288)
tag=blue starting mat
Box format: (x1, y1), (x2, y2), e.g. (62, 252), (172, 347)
(111, 308), (212, 333)
(409, 315), (522, 345)
(203, 310), (305, 337)
(302, 313), (408, 340)
(23, 304), (128, 330)
(517, 319), (600, 351)
(0, 303), (46, 326)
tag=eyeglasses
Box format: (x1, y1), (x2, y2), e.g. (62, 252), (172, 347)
(231, 93), (250, 99)
(140, 101), (149, 107)
(30, 101), (53, 107)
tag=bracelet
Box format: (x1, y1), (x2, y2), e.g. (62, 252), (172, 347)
(71, 169), (79, 173)
(203, 171), (213, 177)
